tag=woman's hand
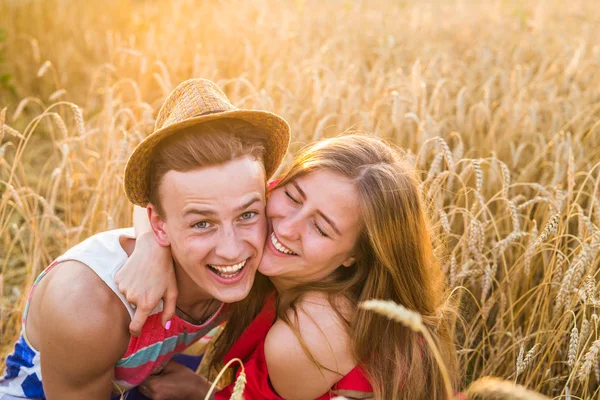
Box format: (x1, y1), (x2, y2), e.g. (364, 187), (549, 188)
(138, 360), (213, 400)
(115, 231), (178, 336)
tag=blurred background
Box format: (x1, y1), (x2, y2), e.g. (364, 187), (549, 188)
(1, 0), (600, 398)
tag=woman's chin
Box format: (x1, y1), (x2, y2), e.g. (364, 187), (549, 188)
(257, 265), (275, 276)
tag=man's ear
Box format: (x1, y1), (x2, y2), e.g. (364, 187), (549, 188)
(147, 204), (171, 247)
(341, 256), (356, 268)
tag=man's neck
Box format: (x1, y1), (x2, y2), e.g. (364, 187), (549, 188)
(173, 261), (218, 314)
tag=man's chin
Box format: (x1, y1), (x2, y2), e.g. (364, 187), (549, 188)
(212, 272), (256, 303)
(211, 287), (253, 304)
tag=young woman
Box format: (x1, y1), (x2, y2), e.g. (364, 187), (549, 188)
(118, 135), (458, 400)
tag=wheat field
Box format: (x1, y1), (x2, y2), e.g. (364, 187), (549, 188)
(1, 0), (600, 398)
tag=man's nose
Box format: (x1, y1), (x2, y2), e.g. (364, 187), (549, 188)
(214, 225), (244, 262)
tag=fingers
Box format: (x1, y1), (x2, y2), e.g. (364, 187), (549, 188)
(138, 381), (154, 398)
(161, 285), (178, 329)
(114, 269), (130, 298)
(162, 359), (186, 373)
(123, 288), (170, 335)
(115, 267), (135, 299)
(117, 271), (146, 336)
(114, 268), (123, 288)
(129, 305), (152, 336)
(139, 371), (179, 400)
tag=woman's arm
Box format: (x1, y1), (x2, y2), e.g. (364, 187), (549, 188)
(133, 205), (152, 235)
(115, 206), (178, 335)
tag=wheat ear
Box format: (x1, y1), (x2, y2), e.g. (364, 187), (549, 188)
(360, 300), (453, 399)
(204, 358), (246, 400)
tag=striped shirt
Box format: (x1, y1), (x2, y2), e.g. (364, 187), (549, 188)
(0, 228), (226, 399)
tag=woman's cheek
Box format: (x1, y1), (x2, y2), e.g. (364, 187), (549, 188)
(272, 190), (292, 212)
(303, 237), (321, 265)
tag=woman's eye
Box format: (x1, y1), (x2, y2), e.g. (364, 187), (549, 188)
(240, 211), (257, 220)
(285, 190), (300, 204)
(193, 221), (212, 229)
(313, 221), (329, 238)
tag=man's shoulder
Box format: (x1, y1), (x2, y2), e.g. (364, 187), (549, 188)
(29, 260), (131, 353)
(26, 261), (132, 396)
(44, 259), (125, 310)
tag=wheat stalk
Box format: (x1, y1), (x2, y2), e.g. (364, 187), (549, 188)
(567, 326), (579, 369)
(37, 60), (52, 78)
(360, 300), (454, 399)
(517, 343), (540, 377)
(204, 358), (246, 400)
(577, 340), (600, 381)
(577, 339), (600, 382)
(534, 213), (560, 247)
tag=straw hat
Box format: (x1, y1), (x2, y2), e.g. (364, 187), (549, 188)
(124, 78), (291, 206)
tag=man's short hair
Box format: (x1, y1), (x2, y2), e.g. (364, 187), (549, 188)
(148, 118), (267, 216)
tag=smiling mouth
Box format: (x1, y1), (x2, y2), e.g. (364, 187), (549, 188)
(270, 232), (298, 255)
(207, 260), (247, 279)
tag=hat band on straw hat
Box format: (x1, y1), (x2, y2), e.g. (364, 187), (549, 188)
(123, 78), (291, 207)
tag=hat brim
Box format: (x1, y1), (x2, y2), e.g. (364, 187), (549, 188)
(124, 109), (290, 206)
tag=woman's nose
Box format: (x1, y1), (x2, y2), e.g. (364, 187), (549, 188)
(276, 212), (302, 241)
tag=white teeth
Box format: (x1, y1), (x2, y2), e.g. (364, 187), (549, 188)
(208, 260), (246, 278)
(270, 233), (296, 255)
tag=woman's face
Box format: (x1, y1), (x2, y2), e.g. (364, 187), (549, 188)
(259, 169), (361, 290)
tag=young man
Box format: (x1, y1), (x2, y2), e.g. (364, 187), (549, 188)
(0, 79), (290, 399)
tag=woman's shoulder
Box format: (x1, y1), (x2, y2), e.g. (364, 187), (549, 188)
(296, 291), (354, 319)
(280, 291), (354, 336)
(264, 291), (357, 399)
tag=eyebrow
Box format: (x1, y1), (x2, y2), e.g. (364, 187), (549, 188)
(182, 195), (263, 218)
(235, 195), (263, 212)
(183, 208), (216, 218)
(292, 181), (341, 236)
(292, 181), (307, 200)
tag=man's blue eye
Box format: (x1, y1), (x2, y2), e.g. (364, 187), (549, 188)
(240, 212), (257, 220)
(194, 221), (211, 229)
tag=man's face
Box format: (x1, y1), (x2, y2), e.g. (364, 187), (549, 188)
(150, 156), (267, 304)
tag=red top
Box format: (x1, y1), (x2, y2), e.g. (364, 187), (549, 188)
(215, 295), (373, 400)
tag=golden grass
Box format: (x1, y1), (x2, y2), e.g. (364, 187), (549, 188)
(1, 0), (600, 398)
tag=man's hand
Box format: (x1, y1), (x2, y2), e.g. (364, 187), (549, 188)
(138, 360), (213, 400)
(115, 231), (178, 336)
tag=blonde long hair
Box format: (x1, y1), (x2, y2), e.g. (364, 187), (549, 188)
(213, 135), (457, 399)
